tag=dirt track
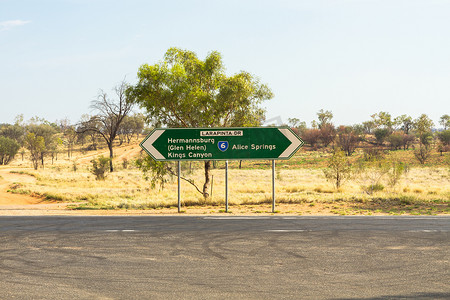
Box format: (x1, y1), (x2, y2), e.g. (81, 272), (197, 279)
(0, 144), (143, 215)
(0, 169), (41, 205)
(0, 168), (74, 214)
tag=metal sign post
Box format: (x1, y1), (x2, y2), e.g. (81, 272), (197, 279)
(272, 160), (275, 213)
(177, 161), (181, 213)
(225, 160), (229, 213)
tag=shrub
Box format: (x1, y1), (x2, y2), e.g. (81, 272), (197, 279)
(135, 156), (171, 189)
(386, 154), (408, 188)
(362, 184), (385, 194)
(437, 144), (450, 156)
(414, 144), (432, 165)
(418, 132), (433, 146)
(386, 132), (404, 150)
(336, 126), (360, 156)
(323, 149), (352, 189)
(319, 123), (336, 147)
(437, 130), (450, 146)
(122, 158), (129, 169)
(374, 128), (390, 145)
(90, 156), (111, 180)
(363, 147), (386, 161)
(0, 136), (20, 165)
(302, 129), (321, 149)
(354, 156), (389, 195)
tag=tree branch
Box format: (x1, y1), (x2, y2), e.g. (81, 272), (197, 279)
(166, 164), (203, 195)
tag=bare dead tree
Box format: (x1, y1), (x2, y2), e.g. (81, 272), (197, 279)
(78, 81), (134, 172)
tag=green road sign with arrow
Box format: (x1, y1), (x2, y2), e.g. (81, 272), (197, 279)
(140, 127), (304, 161)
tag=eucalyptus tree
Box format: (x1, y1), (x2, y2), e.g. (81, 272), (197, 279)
(414, 114), (434, 145)
(128, 47), (273, 199)
(26, 120), (59, 168)
(77, 114), (100, 150)
(79, 81), (134, 172)
(58, 118), (77, 158)
(317, 109), (333, 129)
(394, 114), (414, 135)
(0, 123), (25, 144)
(24, 133), (45, 170)
(371, 111), (394, 131)
(0, 136), (20, 165)
(440, 114), (449, 130)
(118, 113), (145, 144)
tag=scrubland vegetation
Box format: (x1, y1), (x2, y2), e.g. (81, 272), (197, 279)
(0, 109), (448, 215)
(0, 48), (448, 215)
(1, 136), (448, 215)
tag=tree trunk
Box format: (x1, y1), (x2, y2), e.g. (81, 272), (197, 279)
(202, 160), (211, 199)
(108, 143), (114, 172)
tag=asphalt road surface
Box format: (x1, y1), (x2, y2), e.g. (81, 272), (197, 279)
(0, 216), (449, 299)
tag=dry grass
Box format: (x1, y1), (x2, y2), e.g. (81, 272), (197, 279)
(6, 163), (448, 213)
(3, 141), (449, 214)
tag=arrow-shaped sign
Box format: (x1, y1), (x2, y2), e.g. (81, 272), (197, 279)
(140, 127), (304, 161)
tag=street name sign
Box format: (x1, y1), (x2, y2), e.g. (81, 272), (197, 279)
(140, 127), (304, 161)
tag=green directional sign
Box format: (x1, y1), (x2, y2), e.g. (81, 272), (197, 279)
(140, 127), (304, 161)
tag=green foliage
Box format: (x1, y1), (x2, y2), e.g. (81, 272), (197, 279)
(354, 157), (390, 194)
(122, 158), (129, 169)
(356, 151), (407, 193)
(386, 132), (405, 150)
(386, 155), (408, 188)
(26, 122), (58, 168)
(317, 109), (333, 129)
(374, 128), (390, 145)
(119, 114), (145, 144)
(128, 47), (273, 198)
(90, 156), (111, 180)
(128, 47), (273, 128)
(394, 114), (413, 134)
(24, 132), (46, 170)
(135, 156), (171, 189)
(362, 183), (385, 194)
(362, 120), (376, 134)
(336, 126), (359, 156)
(437, 130), (450, 146)
(440, 114), (449, 130)
(323, 149), (352, 189)
(371, 111), (393, 130)
(288, 118), (307, 135)
(0, 136), (20, 165)
(414, 114), (434, 135)
(414, 144), (432, 165)
(363, 147), (386, 161)
(0, 123), (25, 144)
(418, 132), (433, 146)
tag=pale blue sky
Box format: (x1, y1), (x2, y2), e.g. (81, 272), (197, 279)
(1, 0), (449, 127)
